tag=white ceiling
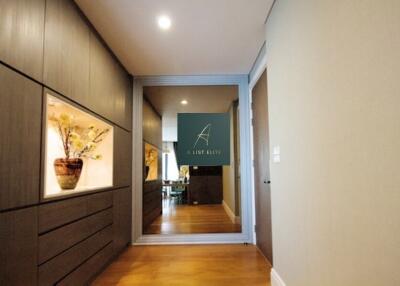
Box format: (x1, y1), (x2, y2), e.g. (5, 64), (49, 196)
(144, 85), (238, 141)
(75, 0), (273, 76)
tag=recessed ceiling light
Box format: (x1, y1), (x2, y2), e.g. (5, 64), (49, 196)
(181, 100), (188, 105)
(158, 15), (171, 30)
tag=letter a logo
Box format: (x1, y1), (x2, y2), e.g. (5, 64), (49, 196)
(193, 123), (211, 148)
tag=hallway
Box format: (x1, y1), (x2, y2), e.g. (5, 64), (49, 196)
(92, 245), (271, 286)
(143, 199), (241, 235)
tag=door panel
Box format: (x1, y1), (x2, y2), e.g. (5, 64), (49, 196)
(252, 70), (273, 264)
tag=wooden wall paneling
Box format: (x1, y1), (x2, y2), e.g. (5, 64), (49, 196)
(142, 99), (162, 149)
(114, 127), (132, 187)
(113, 187), (132, 255)
(56, 242), (114, 286)
(111, 61), (125, 128)
(0, 0), (45, 81)
(89, 32), (132, 130)
(0, 64), (42, 210)
(38, 225), (112, 286)
(89, 32), (115, 120)
(38, 208), (113, 264)
(120, 188), (132, 249)
(112, 61), (132, 130)
(43, 0), (90, 105)
(0, 207), (38, 286)
(124, 75), (133, 130)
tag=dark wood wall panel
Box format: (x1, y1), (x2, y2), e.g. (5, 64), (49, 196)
(39, 208), (113, 264)
(89, 33), (117, 121)
(0, 207), (38, 286)
(57, 242), (113, 286)
(89, 33), (132, 130)
(0, 64), (42, 210)
(43, 0), (90, 105)
(142, 99), (162, 149)
(38, 225), (112, 286)
(0, 0), (45, 81)
(113, 188), (132, 255)
(114, 127), (132, 187)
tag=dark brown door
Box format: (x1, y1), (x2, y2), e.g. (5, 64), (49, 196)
(252, 70), (273, 264)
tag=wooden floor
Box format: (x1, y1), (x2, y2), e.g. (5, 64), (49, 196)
(92, 245), (271, 286)
(143, 199), (242, 235)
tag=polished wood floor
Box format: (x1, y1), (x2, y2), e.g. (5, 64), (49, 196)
(92, 245), (271, 286)
(143, 199), (242, 235)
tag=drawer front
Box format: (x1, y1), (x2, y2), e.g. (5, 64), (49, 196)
(87, 191), (113, 215)
(39, 208), (112, 264)
(39, 225), (112, 286)
(39, 197), (87, 234)
(57, 242), (114, 286)
(38, 191), (113, 234)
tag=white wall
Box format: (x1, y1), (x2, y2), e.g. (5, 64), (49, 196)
(266, 1), (400, 285)
(223, 103), (236, 215)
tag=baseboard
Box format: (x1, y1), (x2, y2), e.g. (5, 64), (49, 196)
(271, 268), (286, 286)
(222, 200), (239, 224)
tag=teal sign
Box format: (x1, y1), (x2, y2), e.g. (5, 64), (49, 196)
(177, 113), (230, 166)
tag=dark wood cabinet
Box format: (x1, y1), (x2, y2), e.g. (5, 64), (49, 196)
(113, 187), (132, 255)
(0, 0), (45, 81)
(57, 242), (113, 286)
(43, 0), (90, 104)
(142, 181), (162, 230)
(0, 0), (133, 284)
(0, 207), (38, 286)
(39, 208), (113, 264)
(189, 166), (223, 204)
(0, 64), (42, 210)
(38, 225), (112, 286)
(114, 127), (132, 187)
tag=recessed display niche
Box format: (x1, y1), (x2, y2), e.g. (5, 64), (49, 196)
(44, 94), (114, 198)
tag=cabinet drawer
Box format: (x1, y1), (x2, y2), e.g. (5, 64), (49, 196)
(39, 197), (87, 233)
(57, 242), (114, 286)
(39, 208), (112, 264)
(87, 191), (112, 215)
(39, 225), (112, 286)
(39, 191), (113, 234)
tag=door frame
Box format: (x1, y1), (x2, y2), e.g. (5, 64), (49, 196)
(131, 74), (254, 244)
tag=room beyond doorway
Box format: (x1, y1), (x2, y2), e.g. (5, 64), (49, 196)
(143, 196), (241, 234)
(141, 85), (242, 236)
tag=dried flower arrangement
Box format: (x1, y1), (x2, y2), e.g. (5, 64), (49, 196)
(49, 112), (110, 190)
(50, 113), (109, 160)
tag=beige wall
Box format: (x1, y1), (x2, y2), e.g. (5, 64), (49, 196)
(266, 1), (400, 285)
(223, 104), (236, 215)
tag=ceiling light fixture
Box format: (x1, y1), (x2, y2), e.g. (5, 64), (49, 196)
(157, 15), (171, 30)
(180, 100), (188, 105)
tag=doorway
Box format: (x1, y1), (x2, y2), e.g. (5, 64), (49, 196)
(131, 75), (254, 244)
(251, 70), (273, 263)
(142, 85), (242, 235)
